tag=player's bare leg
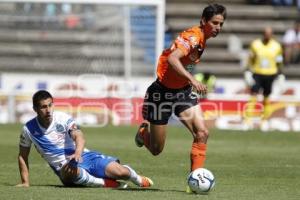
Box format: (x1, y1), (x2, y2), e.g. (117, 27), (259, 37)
(179, 105), (209, 171)
(135, 121), (149, 147)
(105, 162), (153, 187)
(262, 96), (271, 119)
(149, 124), (168, 155)
(244, 94), (258, 129)
(260, 96), (271, 131)
(135, 122), (167, 156)
(178, 105), (208, 193)
(60, 164), (120, 188)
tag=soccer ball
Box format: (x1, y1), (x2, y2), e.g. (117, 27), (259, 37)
(187, 168), (215, 193)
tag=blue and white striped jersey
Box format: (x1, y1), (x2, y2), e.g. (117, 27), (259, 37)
(19, 111), (89, 172)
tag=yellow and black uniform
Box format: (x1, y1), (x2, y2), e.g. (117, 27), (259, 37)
(246, 35), (283, 121)
(248, 38), (283, 96)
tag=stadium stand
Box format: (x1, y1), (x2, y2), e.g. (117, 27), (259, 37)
(0, 0), (298, 78)
(0, 3), (153, 75)
(166, 0), (299, 78)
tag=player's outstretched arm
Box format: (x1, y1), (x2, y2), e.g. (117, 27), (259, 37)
(16, 146), (31, 187)
(68, 129), (85, 162)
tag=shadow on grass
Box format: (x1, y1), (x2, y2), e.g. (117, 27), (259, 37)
(4, 183), (65, 188)
(6, 183), (201, 195)
(117, 188), (209, 195)
(116, 187), (186, 194)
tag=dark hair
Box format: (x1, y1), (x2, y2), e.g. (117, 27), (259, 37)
(201, 4), (227, 22)
(32, 90), (53, 108)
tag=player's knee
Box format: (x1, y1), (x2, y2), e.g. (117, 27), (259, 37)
(150, 149), (162, 156)
(150, 145), (163, 156)
(114, 166), (131, 179)
(106, 163), (131, 180)
(60, 164), (80, 185)
(195, 129), (209, 142)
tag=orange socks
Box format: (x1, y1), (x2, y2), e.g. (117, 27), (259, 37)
(190, 142), (207, 171)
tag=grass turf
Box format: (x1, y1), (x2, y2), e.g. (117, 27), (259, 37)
(0, 123), (300, 200)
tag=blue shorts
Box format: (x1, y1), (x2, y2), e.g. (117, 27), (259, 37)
(68, 151), (119, 178)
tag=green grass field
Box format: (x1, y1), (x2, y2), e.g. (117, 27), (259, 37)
(0, 124), (300, 200)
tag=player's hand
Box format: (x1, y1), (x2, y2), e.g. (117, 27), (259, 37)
(244, 71), (255, 86)
(276, 73), (286, 88)
(190, 78), (207, 95)
(67, 153), (82, 163)
(277, 74), (286, 83)
(15, 183), (29, 187)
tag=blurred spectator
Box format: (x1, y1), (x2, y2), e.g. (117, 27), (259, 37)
(250, 0), (298, 6)
(22, 3), (33, 14)
(282, 19), (300, 65)
(248, 0), (268, 4)
(272, 0), (293, 6)
(61, 3), (72, 15)
(45, 3), (56, 17)
(194, 72), (216, 94)
(16, 2), (33, 19)
(244, 27), (284, 125)
(82, 4), (95, 29)
(65, 15), (80, 29)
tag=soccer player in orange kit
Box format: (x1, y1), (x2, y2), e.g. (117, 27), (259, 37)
(134, 3), (227, 182)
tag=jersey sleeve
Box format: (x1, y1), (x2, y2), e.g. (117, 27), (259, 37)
(249, 41), (256, 54)
(19, 126), (32, 148)
(65, 115), (80, 136)
(173, 30), (199, 56)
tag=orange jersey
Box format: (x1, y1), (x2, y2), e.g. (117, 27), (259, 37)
(157, 26), (206, 89)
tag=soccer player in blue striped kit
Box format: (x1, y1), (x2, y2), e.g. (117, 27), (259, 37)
(17, 90), (153, 188)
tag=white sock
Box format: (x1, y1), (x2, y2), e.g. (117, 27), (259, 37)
(73, 168), (105, 187)
(123, 165), (142, 186)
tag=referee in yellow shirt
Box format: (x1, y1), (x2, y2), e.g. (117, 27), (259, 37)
(244, 27), (284, 126)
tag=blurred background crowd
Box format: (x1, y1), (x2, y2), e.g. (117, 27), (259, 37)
(0, 0), (299, 131)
